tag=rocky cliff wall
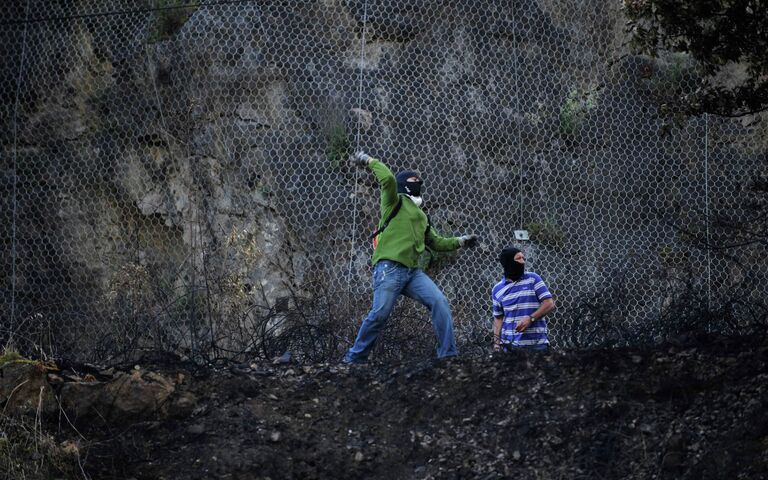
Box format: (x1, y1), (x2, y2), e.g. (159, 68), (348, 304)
(1, 0), (766, 361)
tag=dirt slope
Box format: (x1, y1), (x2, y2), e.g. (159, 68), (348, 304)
(3, 337), (768, 479)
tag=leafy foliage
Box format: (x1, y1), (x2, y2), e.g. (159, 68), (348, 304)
(625, 0), (768, 117)
(525, 218), (565, 247)
(325, 124), (351, 170)
(559, 87), (598, 135)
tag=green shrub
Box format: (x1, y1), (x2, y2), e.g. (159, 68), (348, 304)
(0, 345), (23, 368)
(0, 345), (58, 372)
(326, 124), (351, 170)
(559, 87), (598, 135)
(525, 218), (565, 247)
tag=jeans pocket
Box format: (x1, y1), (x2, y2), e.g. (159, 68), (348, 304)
(380, 261), (399, 276)
(374, 261), (399, 288)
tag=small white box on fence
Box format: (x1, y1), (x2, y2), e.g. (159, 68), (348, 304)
(514, 230), (530, 241)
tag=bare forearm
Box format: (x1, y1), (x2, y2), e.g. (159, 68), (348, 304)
(493, 316), (503, 344)
(516, 299), (556, 333)
(532, 298), (555, 319)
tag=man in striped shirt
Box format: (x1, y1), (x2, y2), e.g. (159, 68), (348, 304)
(491, 246), (555, 351)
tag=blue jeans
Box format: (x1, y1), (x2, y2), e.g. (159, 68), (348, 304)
(344, 260), (458, 363)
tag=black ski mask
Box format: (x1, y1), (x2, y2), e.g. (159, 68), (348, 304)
(499, 246), (525, 281)
(396, 171), (423, 197)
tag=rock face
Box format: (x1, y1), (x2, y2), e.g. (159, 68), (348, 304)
(1, 361), (195, 422)
(58, 370), (184, 420)
(0, 0), (766, 359)
(0, 362), (57, 416)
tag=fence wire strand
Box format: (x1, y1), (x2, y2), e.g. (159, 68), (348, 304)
(1, 0), (765, 363)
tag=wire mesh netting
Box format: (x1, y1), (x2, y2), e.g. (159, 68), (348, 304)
(1, 0), (766, 364)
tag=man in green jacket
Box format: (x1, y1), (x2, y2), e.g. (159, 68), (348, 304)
(343, 151), (479, 364)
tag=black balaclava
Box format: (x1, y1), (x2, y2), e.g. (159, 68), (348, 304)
(499, 246), (525, 281)
(396, 170), (423, 196)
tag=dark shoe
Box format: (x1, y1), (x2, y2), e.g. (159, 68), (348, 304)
(341, 355), (368, 366)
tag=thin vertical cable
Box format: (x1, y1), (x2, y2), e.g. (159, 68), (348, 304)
(705, 113), (711, 310)
(510, 1), (523, 229)
(348, 0), (368, 287)
(10, 0), (33, 341)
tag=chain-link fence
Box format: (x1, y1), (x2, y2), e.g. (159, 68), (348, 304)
(2, 0), (766, 364)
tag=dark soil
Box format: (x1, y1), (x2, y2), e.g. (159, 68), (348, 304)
(9, 337), (768, 480)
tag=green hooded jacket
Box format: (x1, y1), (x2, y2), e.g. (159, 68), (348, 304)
(368, 158), (460, 268)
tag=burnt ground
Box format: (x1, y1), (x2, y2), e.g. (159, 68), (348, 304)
(4, 336), (768, 480)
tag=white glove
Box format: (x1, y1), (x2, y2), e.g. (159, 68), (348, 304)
(351, 151), (371, 167)
(458, 234), (479, 248)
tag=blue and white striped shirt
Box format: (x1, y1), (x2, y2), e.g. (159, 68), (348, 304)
(491, 272), (553, 347)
